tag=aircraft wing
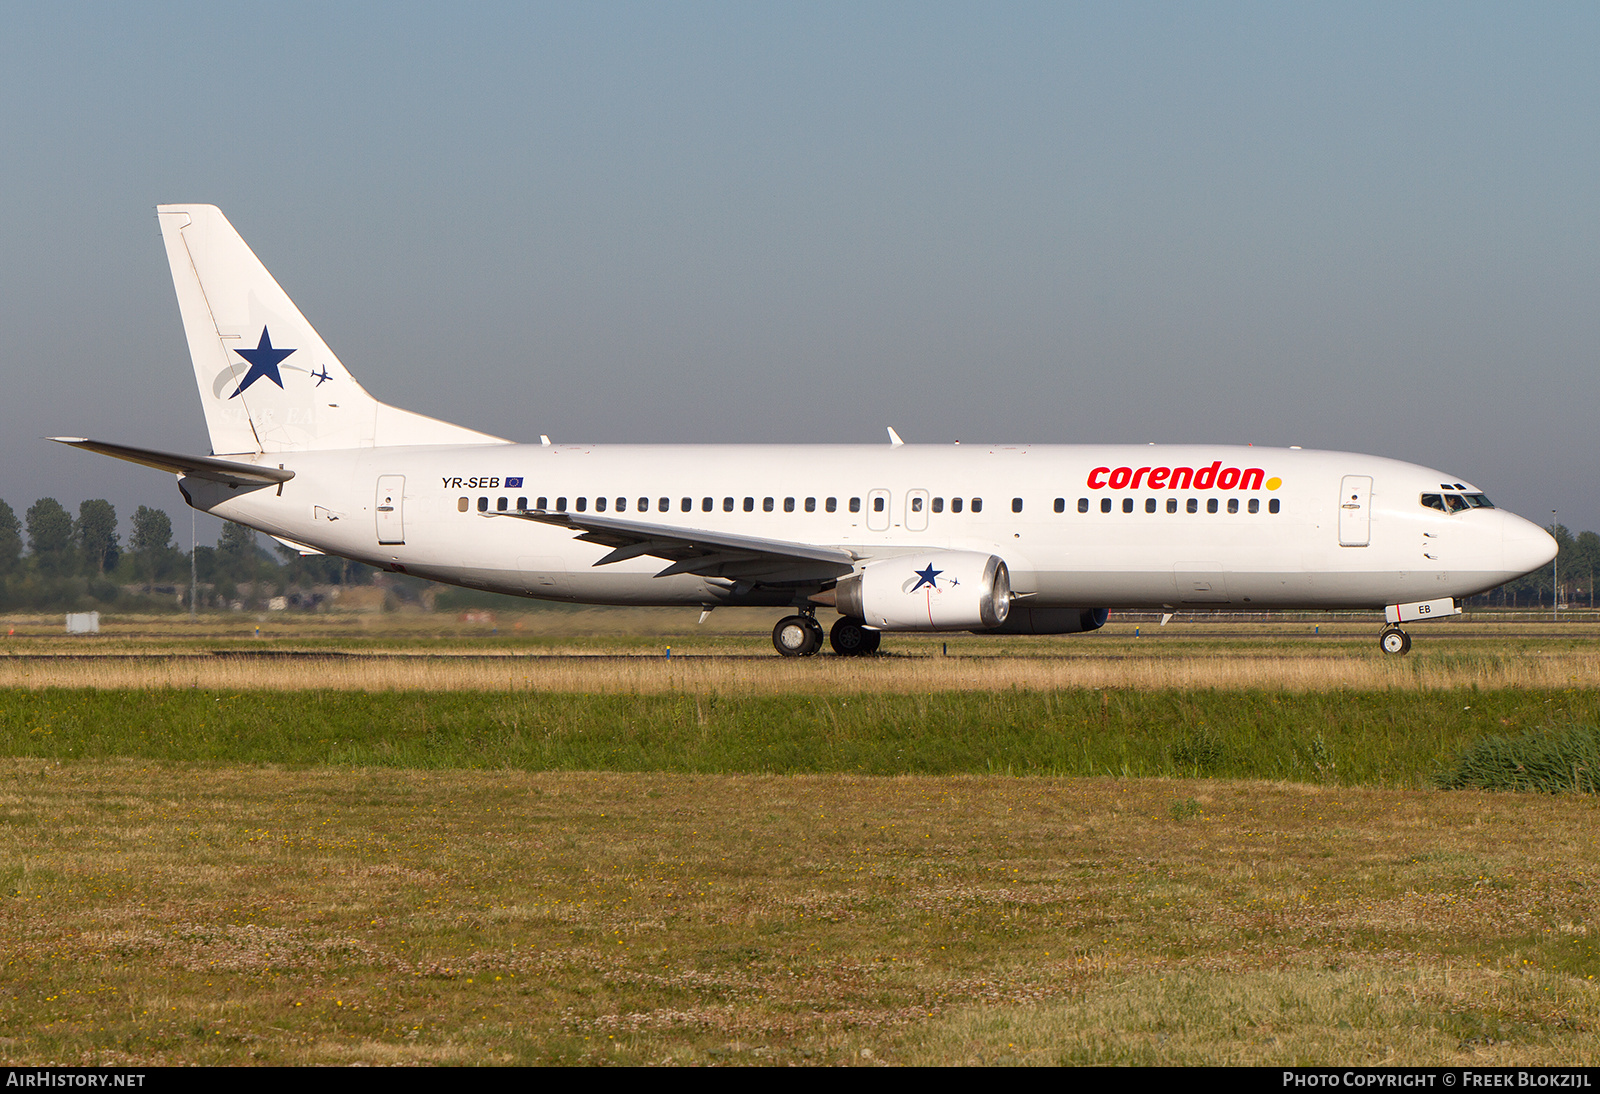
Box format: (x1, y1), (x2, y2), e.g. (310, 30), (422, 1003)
(50, 438), (295, 486)
(489, 510), (857, 583)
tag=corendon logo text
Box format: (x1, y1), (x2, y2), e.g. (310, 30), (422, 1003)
(1086, 462), (1281, 491)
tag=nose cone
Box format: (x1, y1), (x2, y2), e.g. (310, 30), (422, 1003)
(1503, 514), (1558, 578)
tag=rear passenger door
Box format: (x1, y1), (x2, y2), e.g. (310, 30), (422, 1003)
(376, 475), (405, 545)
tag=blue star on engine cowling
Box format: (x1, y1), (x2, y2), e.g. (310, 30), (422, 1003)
(229, 327), (297, 399)
(910, 564), (942, 592)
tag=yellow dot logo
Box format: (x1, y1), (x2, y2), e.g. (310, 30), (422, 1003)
(1265, 477), (1282, 490)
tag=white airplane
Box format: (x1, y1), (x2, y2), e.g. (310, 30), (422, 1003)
(56, 205), (1556, 657)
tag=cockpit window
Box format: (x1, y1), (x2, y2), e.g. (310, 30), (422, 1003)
(1423, 491), (1496, 513)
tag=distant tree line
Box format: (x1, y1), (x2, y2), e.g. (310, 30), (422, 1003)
(0, 497), (375, 612)
(1476, 524), (1600, 610)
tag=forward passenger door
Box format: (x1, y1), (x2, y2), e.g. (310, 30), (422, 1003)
(1338, 475), (1372, 547)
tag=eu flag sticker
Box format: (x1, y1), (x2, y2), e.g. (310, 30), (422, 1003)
(506, 477), (524, 488)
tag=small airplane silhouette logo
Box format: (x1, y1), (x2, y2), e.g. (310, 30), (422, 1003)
(310, 365), (332, 386)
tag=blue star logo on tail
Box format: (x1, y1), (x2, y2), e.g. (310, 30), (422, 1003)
(229, 327), (296, 399)
(910, 564), (943, 592)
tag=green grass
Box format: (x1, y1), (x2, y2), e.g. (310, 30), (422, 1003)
(1435, 725), (1600, 793)
(4, 687), (1597, 787)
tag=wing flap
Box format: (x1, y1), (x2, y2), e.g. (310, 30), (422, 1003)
(488, 510), (856, 583)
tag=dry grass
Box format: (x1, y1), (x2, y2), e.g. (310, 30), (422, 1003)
(3, 761), (1599, 1065)
(1, 647), (1599, 693)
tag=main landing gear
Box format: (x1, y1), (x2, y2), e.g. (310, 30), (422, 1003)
(769, 613), (882, 657)
(828, 616), (880, 657)
(1379, 626), (1412, 656)
(772, 612), (826, 657)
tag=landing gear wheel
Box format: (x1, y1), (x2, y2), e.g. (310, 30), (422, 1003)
(829, 617), (881, 656)
(1379, 627), (1411, 656)
(773, 615), (822, 657)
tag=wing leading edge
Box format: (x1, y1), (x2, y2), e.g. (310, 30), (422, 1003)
(488, 510), (857, 583)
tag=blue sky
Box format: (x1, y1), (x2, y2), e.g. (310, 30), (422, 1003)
(3, 3), (1598, 543)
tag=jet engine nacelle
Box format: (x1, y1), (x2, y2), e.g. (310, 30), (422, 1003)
(976, 606), (1109, 635)
(834, 551), (1011, 631)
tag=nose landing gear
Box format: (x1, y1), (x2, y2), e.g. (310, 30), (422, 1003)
(1379, 626), (1412, 656)
(1378, 597), (1460, 655)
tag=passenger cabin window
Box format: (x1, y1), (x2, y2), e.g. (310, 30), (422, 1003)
(517, 497), (527, 511)
(1077, 498), (1088, 513)
(458, 497), (469, 512)
(849, 498), (861, 513)
(595, 497), (607, 512)
(682, 498), (692, 512)
(744, 497), (755, 512)
(723, 497), (734, 512)
(1207, 499), (1218, 514)
(872, 496), (885, 513)
(556, 497), (567, 511)
(1100, 498), (1111, 513)
(1187, 499), (1198, 513)
(826, 498), (837, 512)
(1269, 499), (1280, 514)
(1228, 498), (1239, 514)
(703, 498), (713, 512)
(952, 498), (964, 513)
(763, 497), (774, 512)
(477, 497), (488, 512)
(575, 497), (587, 512)
(933, 497), (945, 513)
(1122, 498), (1133, 513)
(784, 497), (795, 512)
(537, 497), (548, 510)
(1248, 499), (1259, 514)
(1054, 498), (1065, 513)
(1166, 498), (1177, 514)
(497, 497), (508, 511)
(971, 498), (983, 513)
(805, 497), (816, 512)
(1145, 498), (1156, 513)
(910, 497), (923, 512)
(1012, 498), (1023, 513)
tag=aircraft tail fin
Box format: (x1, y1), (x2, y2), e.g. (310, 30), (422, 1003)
(156, 205), (506, 454)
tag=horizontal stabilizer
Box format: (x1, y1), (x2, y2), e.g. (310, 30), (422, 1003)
(50, 438), (294, 487)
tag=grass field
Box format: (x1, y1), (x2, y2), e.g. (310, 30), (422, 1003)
(5, 763), (1600, 1066)
(2, 610), (1599, 1065)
